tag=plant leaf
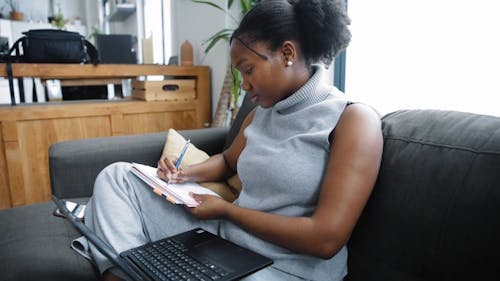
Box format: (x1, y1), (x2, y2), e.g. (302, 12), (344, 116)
(204, 28), (235, 41)
(203, 28), (234, 45)
(228, 0), (234, 9)
(231, 66), (242, 101)
(191, 0), (238, 23)
(202, 30), (234, 53)
(191, 0), (226, 13)
(240, 0), (252, 14)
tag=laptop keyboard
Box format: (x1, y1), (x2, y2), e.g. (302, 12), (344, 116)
(130, 238), (230, 281)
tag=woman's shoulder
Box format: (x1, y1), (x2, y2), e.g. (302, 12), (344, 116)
(327, 102), (383, 160)
(240, 107), (257, 131)
(342, 102), (381, 124)
(334, 102), (382, 140)
(345, 101), (382, 117)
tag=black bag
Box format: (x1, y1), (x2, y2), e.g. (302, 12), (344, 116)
(3, 29), (100, 105)
(7, 29), (100, 64)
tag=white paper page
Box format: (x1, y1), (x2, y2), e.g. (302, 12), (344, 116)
(131, 163), (220, 207)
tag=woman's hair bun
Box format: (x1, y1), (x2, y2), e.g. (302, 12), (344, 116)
(292, 0), (351, 65)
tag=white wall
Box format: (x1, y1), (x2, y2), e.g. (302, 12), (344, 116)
(2, 0), (97, 40)
(109, 13), (138, 35)
(345, 0), (500, 117)
(83, 0), (100, 38)
(171, 0), (232, 116)
(9, 0), (86, 25)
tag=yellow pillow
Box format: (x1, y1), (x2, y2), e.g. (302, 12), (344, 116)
(160, 129), (241, 202)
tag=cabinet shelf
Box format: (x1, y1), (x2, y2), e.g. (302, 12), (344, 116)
(108, 3), (136, 22)
(0, 64), (211, 209)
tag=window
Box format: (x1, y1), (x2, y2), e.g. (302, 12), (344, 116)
(143, 0), (172, 64)
(344, 0), (500, 117)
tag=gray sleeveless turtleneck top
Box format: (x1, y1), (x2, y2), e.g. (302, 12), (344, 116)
(220, 66), (348, 281)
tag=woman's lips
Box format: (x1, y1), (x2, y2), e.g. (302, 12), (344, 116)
(250, 94), (258, 103)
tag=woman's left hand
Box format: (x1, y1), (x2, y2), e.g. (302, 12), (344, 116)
(187, 193), (230, 220)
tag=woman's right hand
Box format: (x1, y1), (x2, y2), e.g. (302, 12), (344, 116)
(157, 155), (187, 183)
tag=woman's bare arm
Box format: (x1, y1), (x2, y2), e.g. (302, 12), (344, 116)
(190, 104), (383, 258)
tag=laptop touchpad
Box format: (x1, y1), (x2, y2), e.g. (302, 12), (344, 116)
(196, 239), (246, 261)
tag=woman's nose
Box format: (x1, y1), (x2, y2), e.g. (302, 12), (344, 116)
(241, 79), (251, 92)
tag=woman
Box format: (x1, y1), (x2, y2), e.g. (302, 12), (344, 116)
(85, 0), (383, 280)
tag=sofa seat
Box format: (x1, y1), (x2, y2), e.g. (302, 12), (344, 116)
(0, 200), (97, 281)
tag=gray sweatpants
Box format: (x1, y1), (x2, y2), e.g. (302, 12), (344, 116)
(84, 162), (306, 281)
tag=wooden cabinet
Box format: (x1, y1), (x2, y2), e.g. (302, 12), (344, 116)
(0, 64), (211, 209)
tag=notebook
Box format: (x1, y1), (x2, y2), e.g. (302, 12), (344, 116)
(130, 162), (220, 207)
(53, 196), (272, 281)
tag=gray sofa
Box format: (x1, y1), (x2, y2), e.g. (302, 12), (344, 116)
(1, 96), (499, 281)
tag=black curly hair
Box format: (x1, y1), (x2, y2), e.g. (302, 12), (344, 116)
(231, 0), (351, 66)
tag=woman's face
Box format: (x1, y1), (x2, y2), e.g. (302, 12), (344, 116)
(230, 38), (294, 108)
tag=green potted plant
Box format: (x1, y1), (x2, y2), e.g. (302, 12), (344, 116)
(5, 0), (23, 21)
(50, 3), (67, 29)
(191, 0), (260, 127)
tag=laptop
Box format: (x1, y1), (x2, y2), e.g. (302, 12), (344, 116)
(53, 196), (273, 281)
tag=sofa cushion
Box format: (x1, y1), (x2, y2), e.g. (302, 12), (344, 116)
(346, 110), (500, 281)
(0, 201), (98, 281)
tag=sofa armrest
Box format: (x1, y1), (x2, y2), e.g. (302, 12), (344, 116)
(49, 127), (229, 198)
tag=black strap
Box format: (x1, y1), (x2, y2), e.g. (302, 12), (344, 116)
(32, 78), (37, 102)
(18, 76), (24, 103)
(84, 40), (100, 65)
(6, 62), (15, 106)
(6, 38), (25, 105)
(7, 37), (24, 62)
(5, 73), (26, 104)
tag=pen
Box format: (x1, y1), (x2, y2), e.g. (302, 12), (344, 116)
(176, 139), (190, 169)
(168, 139), (190, 184)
